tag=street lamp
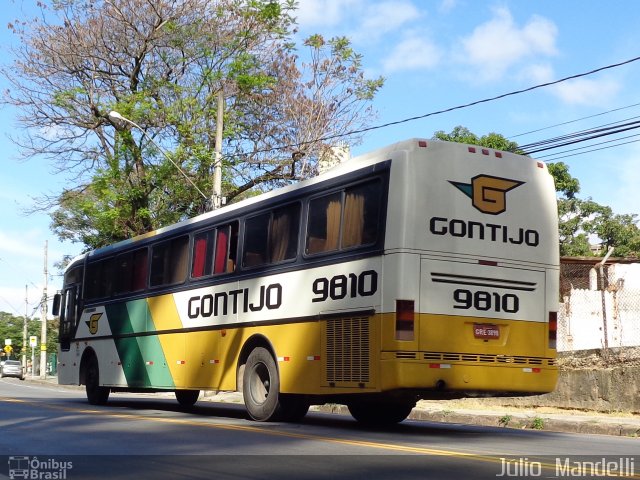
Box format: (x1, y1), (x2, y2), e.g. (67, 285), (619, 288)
(107, 111), (209, 203)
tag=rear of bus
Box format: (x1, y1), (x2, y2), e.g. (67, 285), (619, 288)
(381, 139), (559, 398)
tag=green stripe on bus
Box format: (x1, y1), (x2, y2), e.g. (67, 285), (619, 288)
(106, 301), (175, 388)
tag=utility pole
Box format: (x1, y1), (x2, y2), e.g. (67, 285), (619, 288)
(212, 89), (224, 210)
(40, 241), (48, 379)
(22, 285), (28, 370)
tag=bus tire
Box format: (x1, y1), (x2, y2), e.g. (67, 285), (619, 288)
(243, 347), (281, 421)
(85, 356), (110, 406)
(175, 389), (200, 407)
(347, 400), (415, 425)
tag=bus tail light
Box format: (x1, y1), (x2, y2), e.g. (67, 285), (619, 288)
(396, 300), (415, 341)
(548, 311), (557, 349)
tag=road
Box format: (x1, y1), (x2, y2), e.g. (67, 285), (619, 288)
(1, 378), (638, 479)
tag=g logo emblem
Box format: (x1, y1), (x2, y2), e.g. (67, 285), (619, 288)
(450, 175), (524, 215)
(86, 313), (102, 335)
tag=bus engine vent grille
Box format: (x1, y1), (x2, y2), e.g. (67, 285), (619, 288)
(326, 317), (370, 384)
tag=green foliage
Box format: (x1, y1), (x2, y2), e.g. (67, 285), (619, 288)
(498, 414), (513, 427)
(547, 162), (580, 199)
(5, 1), (382, 250)
(0, 312), (58, 359)
(433, 126), (520, 153)
(529, 417), (545, 430)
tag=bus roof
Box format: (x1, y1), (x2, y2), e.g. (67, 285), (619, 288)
(67, 139), (536, 268)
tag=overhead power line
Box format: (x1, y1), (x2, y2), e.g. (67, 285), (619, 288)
(236, 54), (640, 158)
(339, 55), (640, 140)
(540, 137), (640, 162)
(508, 101), (640, 139)
(520, 119), (640, 154)
(534, 132), (640, 160)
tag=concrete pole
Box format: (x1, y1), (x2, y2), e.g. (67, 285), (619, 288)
(22, 285), (27, 370)
(40, 240), (48, 378)
(212, 89), (224, 209)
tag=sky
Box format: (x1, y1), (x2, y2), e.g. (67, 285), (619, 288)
(1, 0), (640, 316)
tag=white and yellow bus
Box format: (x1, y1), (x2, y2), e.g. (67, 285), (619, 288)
(54, 139), (559, 424)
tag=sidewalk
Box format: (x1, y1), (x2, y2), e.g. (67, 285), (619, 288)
(25, 376), (640, 437)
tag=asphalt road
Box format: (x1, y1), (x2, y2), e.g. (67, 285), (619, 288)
(1, 378), (638, 480)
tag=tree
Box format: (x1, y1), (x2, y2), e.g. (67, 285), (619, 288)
(0, 312), (58, 360)
(3, 0), (383, 249)
(433, 126), (520, 153)
(433, 126), (640, 257)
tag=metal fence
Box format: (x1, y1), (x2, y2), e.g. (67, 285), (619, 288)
(558, 260), (640, 366)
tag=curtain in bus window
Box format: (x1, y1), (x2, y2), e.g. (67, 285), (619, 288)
(214, 228), (229, 274)
(192, 236), (209, 278)
(325, 198), (342, 251)
(168, 237), (189, 284)
(342, 191), (365, 248)
(270, 210), (290, 262)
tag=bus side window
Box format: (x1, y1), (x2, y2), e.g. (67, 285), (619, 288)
(192, 230), (216, 278)
(242, 206), (299, 268)
(306, 192), (342, 254)
(270, 203), (300, 263)
(113, 252), (134, 294)
(225, 222), (239, 272)
(132, 248), (148, 291)
(85, 259), (114, 300)
(342, 180), (381, 248)
(114, 248), (149, 294)
(191, 222), (238, 278)
(243, 213), (270, 267)
(306, 180), (381, 255)
(150, 236), (189, 287)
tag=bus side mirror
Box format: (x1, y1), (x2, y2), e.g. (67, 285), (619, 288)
(52, 293), (61, 316)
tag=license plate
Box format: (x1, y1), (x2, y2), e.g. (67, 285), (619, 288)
(474, 323), (500, 339)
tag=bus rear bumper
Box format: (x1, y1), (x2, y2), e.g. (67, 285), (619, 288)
(379, 355), (558, 397)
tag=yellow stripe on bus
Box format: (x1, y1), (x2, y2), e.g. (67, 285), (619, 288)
(147, 294), (185, 386)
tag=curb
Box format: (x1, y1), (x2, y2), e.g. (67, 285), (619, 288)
(310, 404), (640, 437)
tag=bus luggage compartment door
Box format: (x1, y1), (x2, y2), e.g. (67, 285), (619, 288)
(419, 258), (547, 354)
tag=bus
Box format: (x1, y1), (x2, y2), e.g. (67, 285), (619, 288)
(53, 139), (559, 424)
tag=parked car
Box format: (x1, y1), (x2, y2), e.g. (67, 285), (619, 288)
(1, 360), (24, 380)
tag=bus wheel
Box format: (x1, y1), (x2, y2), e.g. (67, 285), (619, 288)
(85, 356), (110, 406)
(347, 400), (415, 425)
(243, 347), (281, 421)
(175, 389), (200, 407)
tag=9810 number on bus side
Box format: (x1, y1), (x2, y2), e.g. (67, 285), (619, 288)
(312, 270), (378, 303)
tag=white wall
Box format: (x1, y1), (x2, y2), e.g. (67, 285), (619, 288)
(558, 264), (640, 351)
